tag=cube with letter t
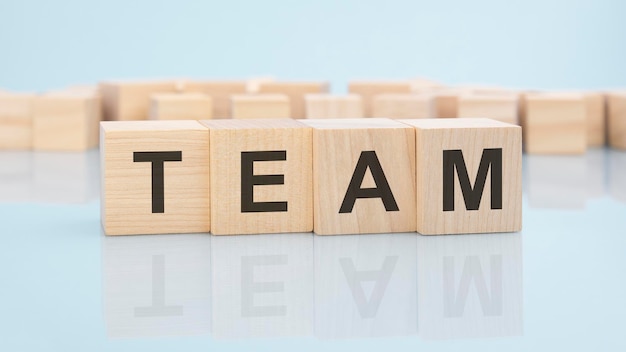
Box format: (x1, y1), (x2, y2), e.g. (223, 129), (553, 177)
(400, 118), (522, 235)
(100, 120), (210, 235)
(301, 118), (416, 235)
(201, 119), (313, 235)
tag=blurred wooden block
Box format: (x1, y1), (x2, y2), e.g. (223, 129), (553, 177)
(32, 94), (101, 151)
(410, 78), (443, 92)
(182, 80), (247, 118)
(231, 94), (290, 119)
(457, 93), (519, 125)
(0, 93), (34, 150)
(524, 93), (586, 154)
(304, 94), (363, 119)
(607, 92), (626, 150)
(585, 92), (606, 147)
(150, 93), (213, 120)
(432, 88), (465, 118)
(99, 80), (180, 121)
(200, 119), (312, 235)
(401, 118), (522, 235)
(257, 81), (329, 119)
(100, 120), (210, 235)
(300, 118), (416, 235)
(348, 81), (412, 117)
(372, 94), (434, 119)
(246, 76), (274, 93)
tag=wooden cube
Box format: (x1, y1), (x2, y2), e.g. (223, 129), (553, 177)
(348, 81), (412, 117)
(182, 80), (247, 118)
(0, 93), (34, 150)
(430, 88), (466, 118)
(246, 76), (274, 93)
(304, 94), (363, 119)
(100, 120), (210, 235)
(150, 93), (213, 120)
(585, 92), (606, 147)
(524, 93), (586, 154)
(401, 118), (522, 235)
(300, 118), (416, 235)
(32, 93), (100, 151)
(257, 81), (329, 119)
(231, 94), (290, 119)
(608, 92), (626, 150)
(410, 77), (443, 92)
(457, 93), (519, 125)
(200, 119), (312, 235)
(99, 80), (180, 121)
(372, 93), (434, 119)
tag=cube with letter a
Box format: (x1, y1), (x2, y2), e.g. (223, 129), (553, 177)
(300, 118), (416, 235)
(400, 118), (522, 235)
(100, 120), (210, 235)
(200, 119), (313, 235)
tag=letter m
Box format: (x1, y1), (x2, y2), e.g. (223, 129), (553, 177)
(442, 148), (502, 211)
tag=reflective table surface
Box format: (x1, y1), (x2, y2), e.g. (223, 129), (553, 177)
(0, 149), (625, 351)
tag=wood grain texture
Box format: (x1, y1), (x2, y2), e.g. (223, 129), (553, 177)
(231, 94), (290, 119)
(201, 119), (312, 235)
(372, 94), (434, 119)
(182, 80), (247, 118)
(99, 80), (180, 121)
(304, 94), (363, 118)
(348, 81), (412, 117)
(33, 94), (100, 151)
(0, 93), (34, 150)
(401, 118), (522, 235)
(100, 120), (210, 235)
(457, 93), (519, 125)
(257, 81), (329, 119)
(523, 93), (586, 154)
(584, 92), (606, 147)
(608, 92), (626, 150)
(300, 118), (416, 235)
(150, 93), (213, 120)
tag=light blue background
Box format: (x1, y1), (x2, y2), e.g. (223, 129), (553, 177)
(1, 0), (625, 92)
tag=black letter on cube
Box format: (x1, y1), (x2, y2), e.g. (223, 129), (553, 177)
(241, 151), (288, 213)
(133, 151), (183, 214)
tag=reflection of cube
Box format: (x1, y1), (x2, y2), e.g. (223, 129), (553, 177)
(608, 92), (626, 150)
(608, 150), (626, 203)
(100, 80), (179, 121)
(301, 118), (416, 235)
(525, 155), (587, 209)
(100, 121), (210, 235)
(417, 233), (523, 340)
(33, 151), (99, 203)
(401, 118), (522, 235)
(584, 92), (606, 147)
(103, 234), (211, 338)
(523, 93), (586, 154)
(458, 93), (519, 125)
(201, 119), (312, 235)
(182, 80), (247, 119)
(150, 93), (212, 120)
(372, 94), (434, 119)
(304, 94), (363, 119)
(211, 233), (313, 338)
(231, 94), (290, 119)
(0, 152), (32, 201)
(258, 82), (329, 119)
(314, 233), (417, 338)
(348, 81), (412, 117)
(0, 93), (34, 150)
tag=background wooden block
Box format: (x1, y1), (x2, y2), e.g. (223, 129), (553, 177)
(0, 93), (34, 150)
(607, 92), (626, 150)
(585, 92), (606, 147)
(246, 76), (274, 93)
(457, 93), (519, 125)
(304, 94), (363, 119)
(410, 77), (443, 92)
(348, 81), (412, 118)
(231, 94), (290, 119)
(100, 80), (180, 121)
(201, 119), (312, 235)
(182, 80), (247, 118)
(32, 93), (100, 151)
(401, 118), (522, 235)
(523, 93), (586, 154)
(150, 93), (213, 120)
(100, 120), (210, 235)
(300, 118), (416, 235)
(257, 81), (329, 119)
(372, 93), (435, 119)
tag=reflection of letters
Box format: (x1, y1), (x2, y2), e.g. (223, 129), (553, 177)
(134, 255), (184, 317)
(443, 255), (503, 318)
(241, 255), (288, 317)
(340, 256), (398, 318)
